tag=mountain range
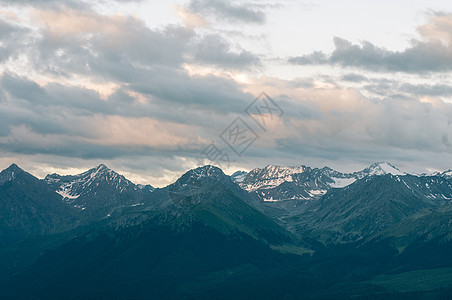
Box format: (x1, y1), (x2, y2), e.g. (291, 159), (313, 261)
(0, 161), (452, 298)
(232, 161), (406, 202)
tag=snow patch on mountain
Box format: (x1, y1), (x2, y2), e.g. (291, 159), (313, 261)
(441, 170), (452, 179)
(240, 165), (305, 192)
(263, 197), (278, 202)
(329, 177), (356, 188)
(56, 185), (80, 200)
(309, 189), (327, 197)
(231, 171), (247, 183)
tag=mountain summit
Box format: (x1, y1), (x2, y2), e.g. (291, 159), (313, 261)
(46, 164), (134, 200)
(45, 164), (154, 218)
(0, 164), (75, 245)
(0, 163), (26, 185)
(356, 161), (405, 177)
(177, 165), (227, 183)
(166, 165), (237, 208)
(232, 162), (408, 204)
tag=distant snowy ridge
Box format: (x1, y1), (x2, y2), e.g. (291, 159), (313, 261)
(231, 162), (415, 203)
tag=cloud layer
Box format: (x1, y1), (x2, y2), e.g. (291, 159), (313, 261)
(188, 0), (266, 24)
(0, 1), (451, 186)
(289, 13), (452, 73)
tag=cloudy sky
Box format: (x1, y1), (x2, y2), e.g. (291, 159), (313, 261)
(0, 0), (452, 186)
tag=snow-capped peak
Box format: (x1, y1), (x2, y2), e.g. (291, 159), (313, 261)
(235, 162), (413, 202)
(45, 164), (139, 203)
(359, 162), (405, 177)
(89, 164), (111, 178)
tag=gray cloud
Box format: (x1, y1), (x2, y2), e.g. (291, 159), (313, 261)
(10, 10), (260, 115)
(341, 73), (368, 82)
(128, 67), (253, 113)
(193, 34), (261, 69)
(0, 0), (90, 9)
(1, 66), (452, 184)
(289, 36), (452, 73)
(0, 71), (254, 133)
(400, 83), (452, 97)
(33, 17), (192, 78)
(0, 0), (141, 8)
(335, 73), (452, 99)
(0, 73), (118, 117)
(29, 10), (259, 83)
(0, 19), (30, 63)
(281, 98), (451, 158)
(355, 77), (452, 98)
(188, 0), (266, 24)
(0, 73), (46, 102)
(0, 69), (260, 166)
